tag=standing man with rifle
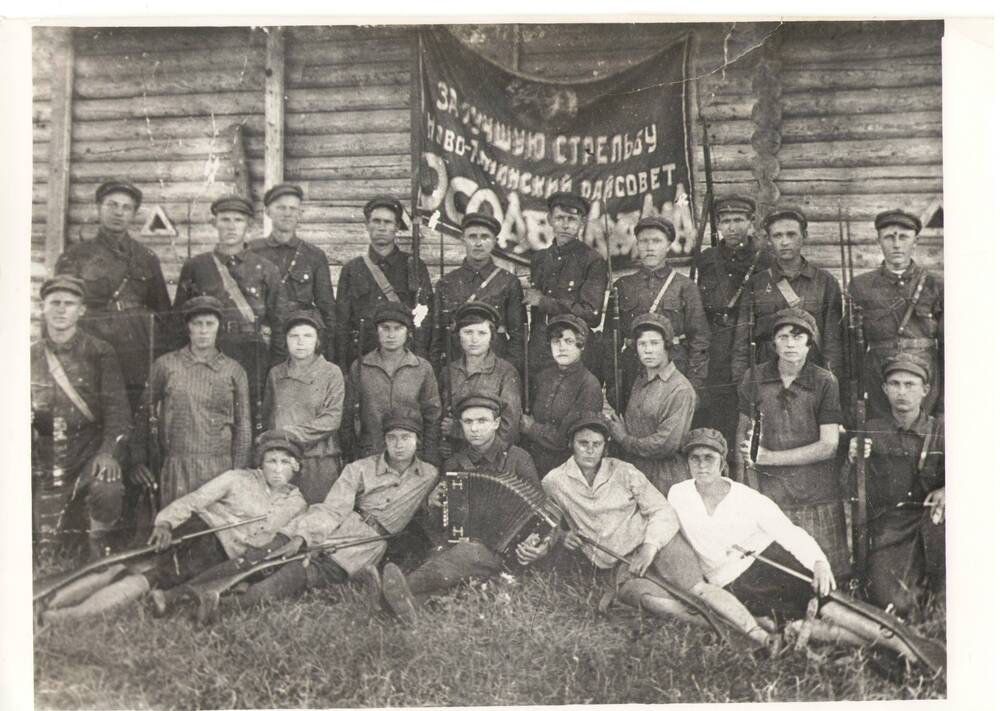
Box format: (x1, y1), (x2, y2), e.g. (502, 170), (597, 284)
(248, 183), (338, 367)
(848, 210), (943, 419)
(691, 196), (771, 446)
(335, 195), (434, 370)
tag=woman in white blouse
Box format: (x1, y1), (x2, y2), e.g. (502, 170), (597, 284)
(668, 427), (917, 661)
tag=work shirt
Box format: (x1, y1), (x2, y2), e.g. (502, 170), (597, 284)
(248, 234), (338, 362)
(430, 258), (526, 374)
(731, 258), (843, 384)
(667, 478), (828, 587)
(620, 361), (697, 494)
(444, 437), (539, 485)
(344, 349), (442, 464)
(524, 361), (603, 478)
(174, 247), (281, 332)
(864, 412), (944, 515)
(737, 359), (842, 507)
(155, 468), (307, 559)
(264, 354), (344, 459)
(55, 229), (172, 405)
(335, 245), (434, 367)
(543, 456), (678, 569)
(613, 264), (711, 390)
(440, 352), (523, 446)
(30, 329), (130, 487)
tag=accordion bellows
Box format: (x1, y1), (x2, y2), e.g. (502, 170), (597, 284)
(441, 470), (562, 558)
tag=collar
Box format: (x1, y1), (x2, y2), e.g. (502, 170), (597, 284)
(552, 238), (584, 257)
(772, 257), (815, 281)
(96, 228), (132, 255)
(878, 260), (920, 281)
(460, 257), (496, 279)
(759, 358), (818, 391)
(43, 328), (81, 352)
(643, 360), (678, 384)
(368, 245), (401, 266)
(554, 360), (585, 377)
(180, 345), (227, 371)
(563, 456), (617, 491)
(253, 469), (297, 496)
(265, 233), (301, 249)
(719, 239), (754, 260)
(279, 354), (324, 383)
(461, 436), (505, 467)
(893, 409), (930, 436)
(456, 351), (497, 376)
(638, 263), (672, 279)
(214, 246), (246, 263)
(361, 348), (420, 371)
(376, 452), (421, 478)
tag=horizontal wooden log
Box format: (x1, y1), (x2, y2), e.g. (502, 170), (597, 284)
(780, 33), (941, 65)
(776, 176), (943, 196)
(780, 193), (941, 223)
(73, 26), (264, 56)
(75, 46), (265, 82)
(800, 221), (943, 246)
(279, 156), (409, 181)
(286, 38), (410, 66)
(699, 93), (753, 122)
(38, 199), (378, 225)
(42, 115), (261, 144)
(779, 111), (941, 143)
(782, 86), (941, 117)
(281, 132), (409, 158)
(801, 244), (944, 274)
(73, 67), (262, 100)
(285, 25), (411, 43)
(285, 86), (408, 113)
(690, 143), (755, 171)
(37, 136), (248, 163)
(286, 109), (409, 135)
(64, 159), (237, 183)
(34, 79), (51, 101)
(287, 61), (409, 88)
(780, 63), (941, 92)
(73, 91), (263, 121)
(777, 138), (942, 168)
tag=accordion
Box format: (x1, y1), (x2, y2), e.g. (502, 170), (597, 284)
(440, 470), (562, 559)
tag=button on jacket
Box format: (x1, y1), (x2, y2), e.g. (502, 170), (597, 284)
(440, 352), (522, 446)
(444, 436), (538, 485)
(524, 361), (603, 477)
(173, 247), (281, 332)
(864, 412), (944, 515)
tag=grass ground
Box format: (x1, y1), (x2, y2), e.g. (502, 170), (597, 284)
(33, 561), (946, 709)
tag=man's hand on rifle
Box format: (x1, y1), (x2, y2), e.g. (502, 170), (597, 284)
(562, 529), (584, 551)
(426, 481), (447, 509)
(811, 559), (836, 597)
(628, 542), (658, 577)
(148, 523), (172, 552)
(89, 452), (122, 483)
(606, 411), (627, 442)
(260, 325), (272, 347)
(515, 532), (553, 566)
(924, 487), (945, 525)
(440, 415), (455, 436)
(130, 464), (157, 490)
(520, 413), (536, 432)
(847, 436), (872, 464)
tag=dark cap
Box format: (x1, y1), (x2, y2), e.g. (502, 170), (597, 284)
(382, 408), (422, 436)
(631, 311), (675, 343)
(284, 309), (323, 334)
(681, 427), (728, 457)
(763, 208), (808, 232)
(546, 192), (589, 216)
(566, 411), (611, 442)
(264, 183), (304, 206)
(256, 429), (304, 463)
(95, 180), (142, 207)
(454, 301), (500, 331)
(461, 211), (501, 236)
(874, 210), (922, 234)
(455, 393), (502, 415)
(183, 295), (225, 322)
(41, 274), (86, 300)
(771, 307), (819, 344)
(211, 195), (254, 217)
(714, 195), (756, 216)
(373, 301), (413, 328)
(363, 195), (405, 227)
(546, 314), (589, 342)
(634, 216), (676, 242)
(883, 352), (930, 382)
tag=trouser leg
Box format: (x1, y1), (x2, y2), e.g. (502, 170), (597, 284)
(406, 541), (503, 607)
(867, 514), (925, 616)
(42, 574), (151, 623)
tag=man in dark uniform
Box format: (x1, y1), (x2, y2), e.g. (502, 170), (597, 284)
(847, 353), (944, 615)
(335, 195), (434, 369)
(524, 192), (608, 383)
(607, 215), (710, 410)
(430, 212), (525, 376)
(848, 210), (943, 419)
(173, 195), (281, 431)
(731, 207), (843, 386)
(248, 183), (338, 366)
(31, 276), (131, 559)
(691, 196), (771, 445)
(55, 180), (171, 413)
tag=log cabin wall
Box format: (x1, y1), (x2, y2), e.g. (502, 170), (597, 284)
(31, 20), (943, 309)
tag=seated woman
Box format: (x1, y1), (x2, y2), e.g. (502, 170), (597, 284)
(520, 314), (602, 477)
(438, 301), (522, 457)
(40, 431), (307, 622)
(264, 310), (345, 504)
(669, 426), (919, 662)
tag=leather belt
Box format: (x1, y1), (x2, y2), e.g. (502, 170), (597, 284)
(359, 511), (391, 537)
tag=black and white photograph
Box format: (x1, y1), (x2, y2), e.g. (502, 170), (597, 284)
(4, 9), (997, 709)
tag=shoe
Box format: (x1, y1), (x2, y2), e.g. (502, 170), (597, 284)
(355, 564), (382, 604)
(149, 589), (169, 618)
(195, 590), (221, 626)
(381, 563), (418, 626)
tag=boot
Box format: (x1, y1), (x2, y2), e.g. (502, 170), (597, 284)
(382, 562), (419, 625)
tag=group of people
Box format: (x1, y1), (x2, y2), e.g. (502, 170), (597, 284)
(32, 179), (944, 664)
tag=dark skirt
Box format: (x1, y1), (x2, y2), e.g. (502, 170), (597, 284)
(725, 541), (815, 622)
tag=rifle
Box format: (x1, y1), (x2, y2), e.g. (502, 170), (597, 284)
(598, 200), (622, 415)
(254, 315), (264, 434)
(688, 118), (716, 279)
(33, 515), (267, 603)
(744, 287), (761, 489)
(731, 545), (946, 676)
(145, 312), (161, 510)
(439, 300), (455, 461)
(522, 301), (532, 414)
(348, 317), (367, 461)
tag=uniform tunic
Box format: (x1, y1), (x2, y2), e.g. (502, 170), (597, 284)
(620, 361), (697, 494)
(440, 352), (523, 450)
(430, 258), (526, 374)
(248, 234), (338, 364)
(523, 361), (603, 478)
(334, 246), (434, 368)
(731, 259), (844, 386)
(737, 359), (849, 577)
(55, 229), (172, 411)
(526, 239), (608, 377)
(142, 346), (252, 505)
(849, 262), (944, 418)
(264, 354), (345, 504)
(344, 349), (442, 465)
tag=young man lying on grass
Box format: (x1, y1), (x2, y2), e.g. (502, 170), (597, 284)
(40, 430), (307, 622)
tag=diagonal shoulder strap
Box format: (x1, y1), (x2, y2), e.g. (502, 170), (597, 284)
(649, 271), (677, 313)
(897, 268), (929, 336)
(467, 267), (502, 303)
(211, 253), (257, 323)
(361, 254), (401, 303)
(771, 269), (802, 308)
(44, 347), (96, 422)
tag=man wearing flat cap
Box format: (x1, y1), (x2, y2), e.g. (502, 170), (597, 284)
(335, 195), (435, 370)
(249, 183), (338, 366)
(731, 207), (843, 387)
(606, 214), (710, 409)
(524, 192), (608, 381)
(848, 209), (943, 419)
(56, 180), (172, 414)
(173, 195), (281, 430)
(846, 353), (944, 616)
(430, 211), (525, 376)
(31, 276), (130, 560)
(690, 196), (771, 445)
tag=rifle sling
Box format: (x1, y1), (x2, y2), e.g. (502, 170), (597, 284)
(896, 268), (929, 336)
(211, 253), (257, 324)
(44, 347), (97, 423)
(649, 271), (677, 313)
(361, 254), (402, 303)
(771, 271), (803, 309)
